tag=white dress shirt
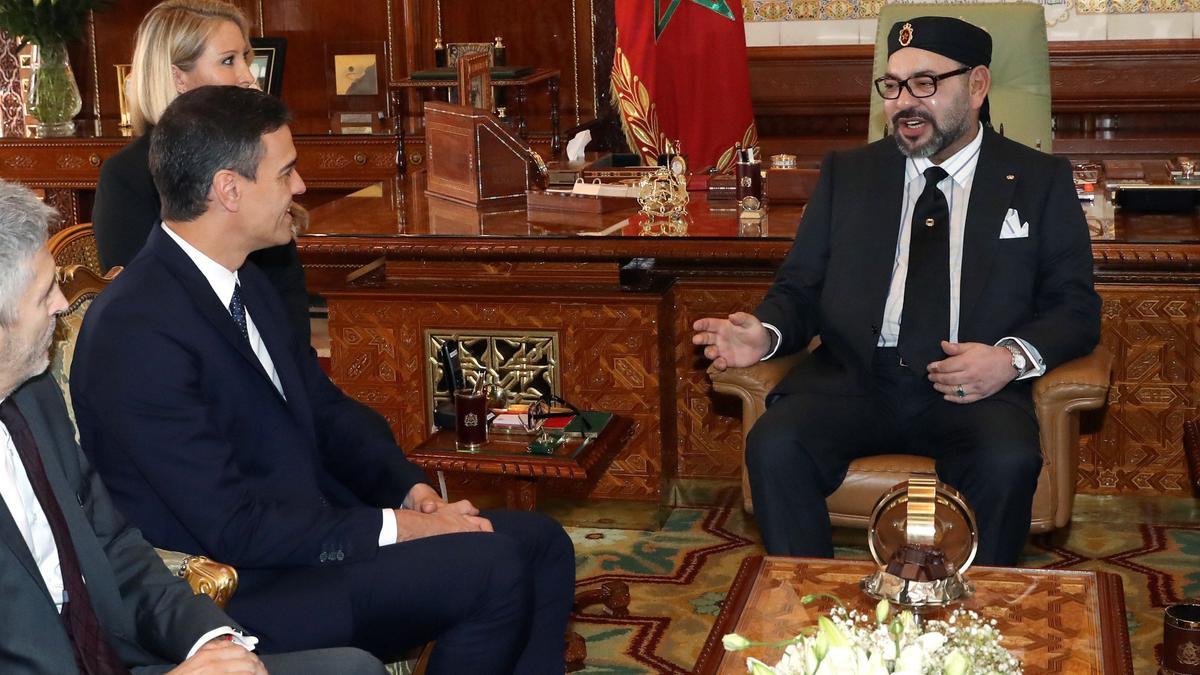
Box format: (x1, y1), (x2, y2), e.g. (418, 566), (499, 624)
(763, 124), (1044, 378)
(161, 224), (398, 546)
(0, 399), (66, 610)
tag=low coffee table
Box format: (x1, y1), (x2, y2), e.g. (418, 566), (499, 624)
(695, 556), (1133, 674)
(409, 415), (632, 510)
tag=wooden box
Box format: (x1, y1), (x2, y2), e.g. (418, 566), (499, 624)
(424, 101), (533, 206)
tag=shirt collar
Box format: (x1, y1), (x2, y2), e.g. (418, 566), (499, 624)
(905, 122), (984, 188)
(161, 222), (240, 307)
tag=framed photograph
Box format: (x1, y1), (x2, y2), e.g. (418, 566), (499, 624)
(334, 53), (378, 96)
(456, 52), (492, 112)
(250, 37), (287, 97)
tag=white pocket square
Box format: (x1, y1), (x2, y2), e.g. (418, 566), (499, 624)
(999, 208), (1029, 239)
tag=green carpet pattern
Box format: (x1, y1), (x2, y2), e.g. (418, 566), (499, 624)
(567, 483), (1198, 673)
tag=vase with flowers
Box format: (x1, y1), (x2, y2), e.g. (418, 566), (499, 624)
(723, 595), (1022, 675)
(0, 0), (110, 136)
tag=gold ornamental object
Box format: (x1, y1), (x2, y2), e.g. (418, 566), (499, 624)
(860, 477), (978, 609)
(636, 166), (690, 232)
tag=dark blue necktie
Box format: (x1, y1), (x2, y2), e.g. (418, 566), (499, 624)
(229, 284), (250, 342)
(897, 165), (951, 371)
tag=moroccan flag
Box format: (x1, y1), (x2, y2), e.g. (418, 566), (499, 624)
(612, 0), (758, 173)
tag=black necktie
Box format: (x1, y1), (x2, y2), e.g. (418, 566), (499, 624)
(0, 399), (131, 675)
(897, 165), (951, 372)
(229, 284), (250, 342)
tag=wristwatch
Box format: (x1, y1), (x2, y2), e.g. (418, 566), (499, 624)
(1000, 341), (1028, 375)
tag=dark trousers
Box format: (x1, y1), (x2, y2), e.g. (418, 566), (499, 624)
(746, 348), (1041, 566)
(227, 510), (575, 675)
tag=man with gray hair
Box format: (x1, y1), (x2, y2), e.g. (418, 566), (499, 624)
(0, 180), (386, 674)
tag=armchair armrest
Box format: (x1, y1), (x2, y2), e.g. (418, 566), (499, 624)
(156, 548), (239, 609)
(1032, 346), (1113, 412)
(1030, 345), (1113, 530)
(707, 352), (808, 429)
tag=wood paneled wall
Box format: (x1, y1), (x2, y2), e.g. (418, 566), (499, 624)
(745, 39), (1200, 162)
(76, 0), (595, 133)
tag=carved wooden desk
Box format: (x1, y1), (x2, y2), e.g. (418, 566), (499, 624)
(694, 556), (1133, 675)
(409, 416), (633, 510)
(303, 173), (1200, 503)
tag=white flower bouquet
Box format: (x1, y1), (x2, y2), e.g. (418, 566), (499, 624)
(722, 595), (1021, 675)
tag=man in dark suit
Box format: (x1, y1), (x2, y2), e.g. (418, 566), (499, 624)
(70, 86), (574, 674)
(693, 17), (1100, 566)
(0, 180), (385, 674)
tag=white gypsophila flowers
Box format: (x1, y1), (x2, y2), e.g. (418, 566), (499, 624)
(724, 601), (1022, 675)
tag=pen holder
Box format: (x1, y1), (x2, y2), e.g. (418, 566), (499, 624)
(735, 161), (763, 203)
(454, 388), (488, 450)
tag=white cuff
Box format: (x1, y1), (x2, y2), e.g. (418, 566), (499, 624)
(186, 627), (258, 659)
(997, 337), (1046, 380)
(378, 508), (398, 546)
(760, 323), (782, 361)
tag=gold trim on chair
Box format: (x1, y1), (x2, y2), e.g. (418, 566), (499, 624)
(48, 222), (106, 276)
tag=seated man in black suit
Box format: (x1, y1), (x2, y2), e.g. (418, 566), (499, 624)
(0, 179), (385, 674)
(69, 87), (575, 674)
(693, 17), (1100, 566)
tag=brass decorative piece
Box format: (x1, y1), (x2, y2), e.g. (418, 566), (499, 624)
(636, 165), (689, 228)
(860, 477), (978, 609)
(114, 64), (131, 128)
(425, 330), (560, 420)
(769, 153), (796, 169)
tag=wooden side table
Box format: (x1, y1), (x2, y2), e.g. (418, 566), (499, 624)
(695, 556), (1134, 675)
(390, 68), (561, 173)
(408, 415), (632, 511)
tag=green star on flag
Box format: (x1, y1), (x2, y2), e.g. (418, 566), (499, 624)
(655, 0), (735, 39)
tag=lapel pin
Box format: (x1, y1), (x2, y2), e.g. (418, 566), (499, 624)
(1006, 174), (1015, 180)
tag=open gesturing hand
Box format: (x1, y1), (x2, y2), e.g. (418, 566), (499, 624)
(692, 312), (772, 371)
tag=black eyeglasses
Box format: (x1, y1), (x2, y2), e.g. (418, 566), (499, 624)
(874, 66), (975, 100)
(518, 394), (592, 434)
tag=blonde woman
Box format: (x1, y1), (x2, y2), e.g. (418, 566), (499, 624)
(93, 0), (311, 342)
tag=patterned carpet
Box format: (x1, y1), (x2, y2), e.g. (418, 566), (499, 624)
(565, 481), (1199, 674)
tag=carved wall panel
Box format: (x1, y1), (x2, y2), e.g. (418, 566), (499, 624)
(671, 280), (772, 479)
(424, 330), (560, 414)
(1078, 284), (1198, 495)
(328, 290), (668, 500)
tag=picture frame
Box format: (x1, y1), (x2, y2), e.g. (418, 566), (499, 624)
(324, 41), (387, 133)
(446, 42), (494, 68)
(250, 37), (287, 97)
(456, 52), (492, 112)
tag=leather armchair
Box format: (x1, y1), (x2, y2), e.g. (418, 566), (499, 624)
(708, 346), (1112, 533)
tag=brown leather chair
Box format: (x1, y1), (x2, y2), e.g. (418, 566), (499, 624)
(708, 346), (1112, 533)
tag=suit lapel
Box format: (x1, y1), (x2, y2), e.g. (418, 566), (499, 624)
(239, 272), (305, 411)
(10, 384), (125, 621)
(856, 142), (907, 366)
(148, 227), (281, 394)
(959, 129), (1017, 334)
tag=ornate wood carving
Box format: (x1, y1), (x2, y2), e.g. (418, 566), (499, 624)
(671, 280), (771, 479)
(328, 289), (667, 499)
(42, 190), (80, 231)
(1078, 284), (1198, 495)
